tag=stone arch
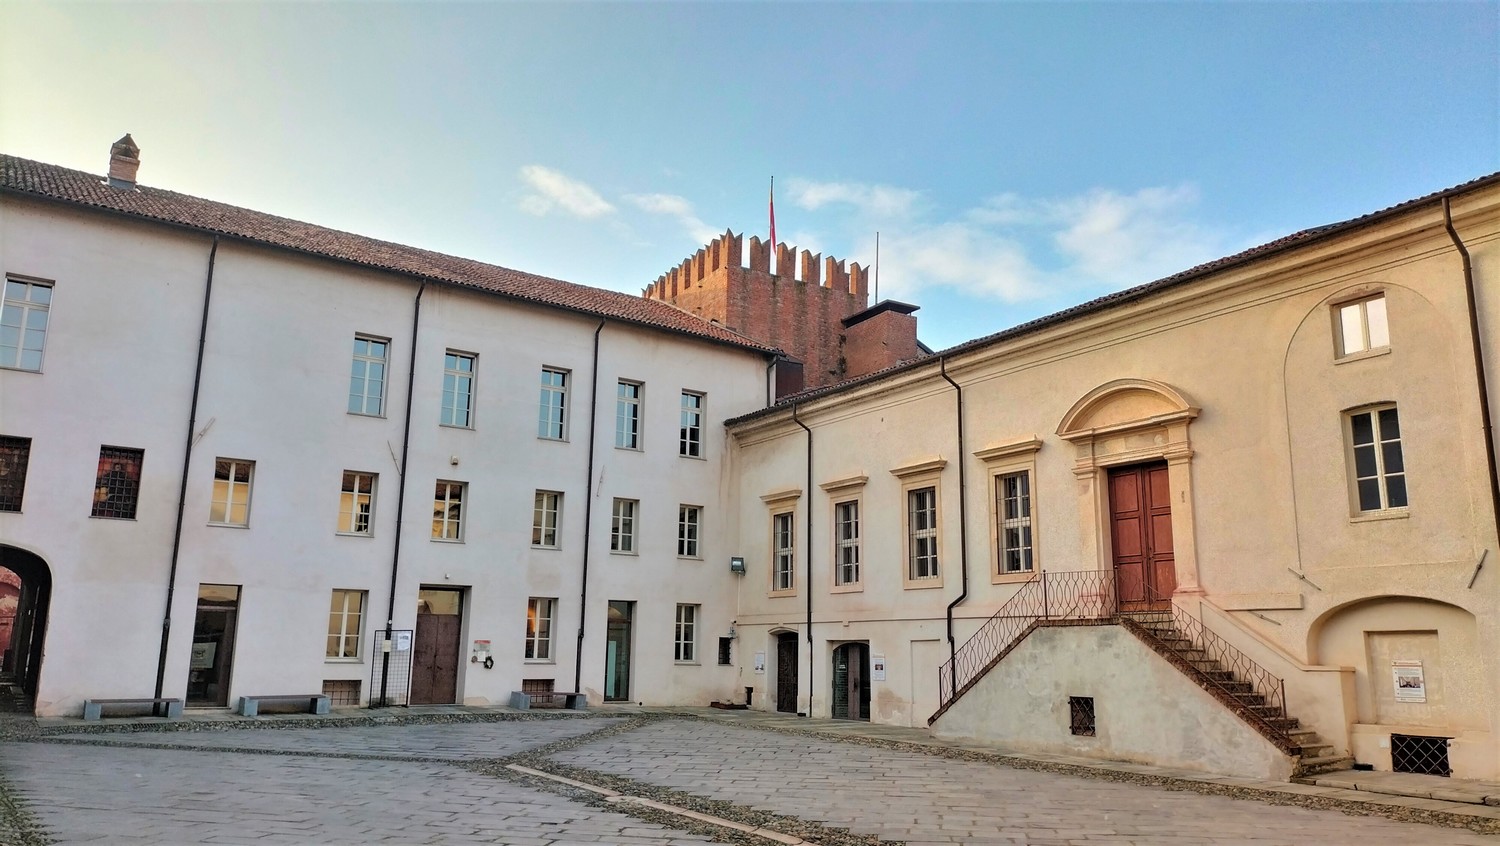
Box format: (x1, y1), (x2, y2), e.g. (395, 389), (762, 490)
(1057, 378), (1199, 440)
(0, 544), (53, 708)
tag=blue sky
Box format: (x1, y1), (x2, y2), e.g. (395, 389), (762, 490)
(3, 2), (1497, 350)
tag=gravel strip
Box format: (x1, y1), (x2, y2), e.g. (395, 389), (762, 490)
(0, 761), (50, 846)
(1, 706), (595, 740)
(680, 714), (1500, 837)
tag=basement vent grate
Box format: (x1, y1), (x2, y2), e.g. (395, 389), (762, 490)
(1069, 696), (1096, 736)
(321, 679), (361, 707)
(1391, 733), (1450, 776)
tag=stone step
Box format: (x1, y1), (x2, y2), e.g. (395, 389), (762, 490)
(1298, 755), (1355, 776)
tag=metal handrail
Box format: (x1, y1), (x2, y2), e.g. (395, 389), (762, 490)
(1128, 601), (1289, 728)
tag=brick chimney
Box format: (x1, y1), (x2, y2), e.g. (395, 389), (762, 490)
(107, 134), (140, 189)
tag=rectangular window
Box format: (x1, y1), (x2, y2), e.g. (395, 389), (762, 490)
(210, 458), (254, 526)
(773, 512), (795, 592)
(432, 481), (465, 540)
(908, 486), (940, 580)
(338, 471), (377, 535)
(0, 436), (32, 512)
(525, 597), (555, 661)
(92, 446), (144, 519)
(678, 504), (702, 558)
(834, 500), (861, 586)
(675, 604), (698, 663)
(533, 490), (561, 548)
(441, 351), (475, 428)
(680, 391), (704, 457)
(610, 498), (637, 553)
(1, 278), (51, 371)
(1349, 406), (1407, 512)
(997, 471), (1034, 574)
(1069, 696), (1096, 737)
(1336, 295), (1390, 357)
(615, 380), (642, 449)
(717, 636), (732, 666)
(538, 367), (569, 440)
(348, 335), (389, 416)
(327, 589), (365, 659)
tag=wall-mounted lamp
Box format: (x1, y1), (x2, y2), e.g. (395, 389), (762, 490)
(729, 556), (746, 574)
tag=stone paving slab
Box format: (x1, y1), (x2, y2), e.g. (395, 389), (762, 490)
(551, 720), (1499, 845)
(1304, 769), (1500, 804)
(2, 742), (724, 845)
(48, 717), (622, 760)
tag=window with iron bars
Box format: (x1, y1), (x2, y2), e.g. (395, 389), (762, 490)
(834, 499), (861, 586)
(907, 486), (939, 580)
(0, 436), (30, 512)
(91, 446), (144, 519)
(1069, 696), (1096, 736)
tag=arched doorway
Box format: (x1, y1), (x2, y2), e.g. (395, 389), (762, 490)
(831, 642), (870, 721)
(0, 545), (52, 711)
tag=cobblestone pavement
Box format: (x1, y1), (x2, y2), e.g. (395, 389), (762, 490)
(51, 717), (621, 760)
(2, 741), (723, 845)
(549, 720), (1500, 845)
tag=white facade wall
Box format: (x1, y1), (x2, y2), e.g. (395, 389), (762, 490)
(0, 196), (768, 716)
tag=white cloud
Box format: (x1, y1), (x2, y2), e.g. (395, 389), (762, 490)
(625, 192), (719, 246)
(518, 165), (614, 219)
(786, 179), (922, 218)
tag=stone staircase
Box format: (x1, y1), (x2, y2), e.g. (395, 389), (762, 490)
(1125, 615), (1352, 777)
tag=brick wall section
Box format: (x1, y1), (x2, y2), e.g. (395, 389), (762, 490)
(844, 309), (921, 380)
(643, 230), (879, 388)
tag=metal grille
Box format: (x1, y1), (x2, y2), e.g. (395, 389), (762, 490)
(522, 678), (555, 694)
(369, 629), (413, 707)
(92, 446), (144, 519)
(0, 436), (30, 512)
(1069, 696), (1096, 736)
(322, 679), (361, 706)
(1391, 733), (1450, 776)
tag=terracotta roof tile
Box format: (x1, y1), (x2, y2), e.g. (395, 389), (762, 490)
(0, 154), (775, 354)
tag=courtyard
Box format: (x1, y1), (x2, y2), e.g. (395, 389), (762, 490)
(1, 712), (1498, 845)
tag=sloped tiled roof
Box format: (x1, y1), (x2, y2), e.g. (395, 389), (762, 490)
(0, 154), (775, 354)
(730, 169), (1500, 425)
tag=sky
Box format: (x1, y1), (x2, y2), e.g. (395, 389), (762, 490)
(2, 2), (1497, 351)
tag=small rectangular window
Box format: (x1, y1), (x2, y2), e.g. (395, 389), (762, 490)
(1, 277), (52, 371)
(525, 597), (555, 661)
(616, 380), (642, 449)
(1069, 696), (1096, 736)
(675, 603), (698, 663)
(0, 436), (32, 512)
(538, 367), (569, 440)
(908, 486), (940, 580)
(1336, 295), (1390, 357)
(717, 636), (732, 666)
(834, 500), (861, 586)
(433, 481), (466, 540)
(680, 391), (704, 457)
(997, 471), (1033, 573)
(338, 471), (377, 535)
(441, 351), (476, 428)
(327, 589), (366, 659)
(611, 498), (637, 553)
(773, 512), (795, 592)
(1348, 405), (1407, 512)
(92, 446), (144, 519)
(533, 490), (561, 548)
(210, 458), (254, 526)
(678, 504), (702, 558)
(348, 335), (389, 416)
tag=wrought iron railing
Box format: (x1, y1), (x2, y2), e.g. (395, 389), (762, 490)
(936, 569), (1117, 712)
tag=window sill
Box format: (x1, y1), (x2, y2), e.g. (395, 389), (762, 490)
(336, 532), (374, 539)
(992, 570), (1036, 585)
(678, 555), (704, 561)
(609, 550), (639, 556)
(89, 515), (138, 521)
(347, 411), (388, 419)
(830, 583), (864, 594)
(615, 446), (643, 453)
(431, 537), (465, 544)
(1350, 508), (1410, 524)
(439, 423), (475, 431)
(325, 657), (363, 664)
(1335, 347), (1392, 365)
(532, 544), (560, 551)
(538, 435), (570, 443)
(207, 522), (250, 529)
(523, 659), (556, 665)
(0, 365), (42, 374)
(768, 589), (799, 599)
(679, 453), (706, 461)
(675, 661), (700, 666)
(903, 579), (944, 590)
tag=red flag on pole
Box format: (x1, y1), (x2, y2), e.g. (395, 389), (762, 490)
(769, 176), (777, 256)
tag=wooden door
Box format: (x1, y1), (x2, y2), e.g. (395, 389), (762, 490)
(832, 643), (870, 721)
(776, 632), (799, 713)
(411, 588), (463, 705)
(1108, 463), (1176, 611)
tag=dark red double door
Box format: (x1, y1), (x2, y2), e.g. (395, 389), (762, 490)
(1108, 462), (1177, 611)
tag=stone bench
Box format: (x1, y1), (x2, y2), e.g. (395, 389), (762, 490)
(236, 694), (331, 717)
(509, 690), (587, 710)
(82, 697), (184, 720)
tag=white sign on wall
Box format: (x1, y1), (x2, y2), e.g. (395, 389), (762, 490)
(1393, 660), (1426, 703)
(871, 653), (887, 681)
(753, 651), (766, 674)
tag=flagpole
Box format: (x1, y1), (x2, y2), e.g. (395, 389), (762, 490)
(769, 176), (777, 265)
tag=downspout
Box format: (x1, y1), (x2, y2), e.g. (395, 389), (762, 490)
(938, 357), (970, 700)
(1444, 199), (1500, 573)
(573, 319), (607, 693)
(378, 279), (427, 705)
(791, 404), (813, 717)
(154, 236), (218, 707)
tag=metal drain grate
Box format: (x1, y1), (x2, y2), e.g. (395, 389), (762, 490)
(1069, 696), (1096, 736)
(1391, 733), (1450, 776)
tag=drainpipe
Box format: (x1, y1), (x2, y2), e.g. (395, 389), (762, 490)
(573, 319), (607, 693)
(791, 404), (813, 717)
(1444, 199), (1500, 571)
(154, 236), (219, 708)
(378, 279), (427, 706)
(938, 357), (970, 700)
